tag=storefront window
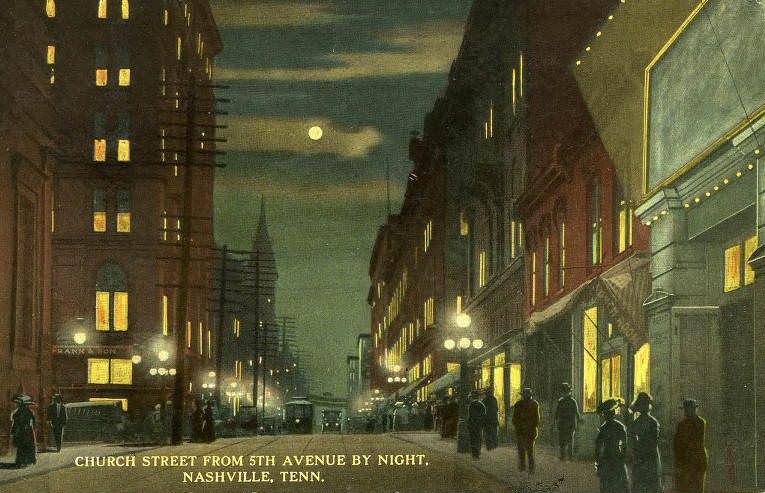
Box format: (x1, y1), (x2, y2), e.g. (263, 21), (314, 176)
(634, 343), (650, 396)
(601, 355), (621, 401)
(724, 244), (742, 292)
(583, 307), (598, 412)
(510, 363), (522, 406)
(745, 235), (757, 285)
(494, 353), (506, 427)
(481, 358), (492, 389)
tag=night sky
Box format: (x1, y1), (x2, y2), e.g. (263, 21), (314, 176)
(210, 0), (472, 395)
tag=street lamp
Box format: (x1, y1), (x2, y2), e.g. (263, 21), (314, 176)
(443, 316), (484, 455)
(73, 332), (87, 345)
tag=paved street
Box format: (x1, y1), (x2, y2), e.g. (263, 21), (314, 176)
(0, 433), (519, 493)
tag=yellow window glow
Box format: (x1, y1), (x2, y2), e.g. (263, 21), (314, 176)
(510, 363), (522, 405)
(177, 37), (182, 60)
(619, 208), (627, 253)
(162, 295), (169, 335)
(96, 69), (108, 86)
(602, 358), (611, 400)
(199, 322), (203, 354)
(113, 292), (128, 331)
(583, 307), (598, 412)
(479, 250), (487, 287)
(724, 244), (742, 292)
(543, 237), (550, 296)
(47, 45), (55, 65)
(163, 9), (168, 25)
(456, 295), (462, 314)
(96, 291), (110, 330)
(93, 139), (107, 162)
(511, 221), (516, 258)
(745, 235), (757, 285)
(531, 251), (537, 305)
(89, 397), (128, 411)
(207, 329), (212, 357)
(119, 68), (131, 86)
(110, 359), (132, 384)
(50, 68), (55, 85)
(93, 211), (107, 232)
(88, 358), (110, 384)
(116, 212), (131, 233)
(460, 211), (469, 236)
(519, 52), (524, 97)
(186, 321), (192, 348)
(604, 355), (622, 400)
(46, 0), (56, 17)
(512, 68), (517, 114)
(121, 0), (129, 19)
(481, 358), (491, 388)
(162, 211), (168, 241)
(98, 0), (107, 18)
(118, 140), (130, 161)
(560, 222), (566, 289)
(634, 343), (650, 396)
(494, 353), (506, 426)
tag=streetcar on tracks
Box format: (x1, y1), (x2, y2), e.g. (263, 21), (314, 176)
(284, 398), (313, 434)
(321, 409), (342, 433)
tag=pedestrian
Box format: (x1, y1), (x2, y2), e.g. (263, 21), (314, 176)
(483, 387), (499, 451)
(629, 392), (662, 493)
(11, 395), (37, 467)
(47, 393), (67, 452)
(673, 399), (707, 493)
(191, 399), (203, 442)
(511, 387), (540, 473)
(468, 390), (486, 459)
(202, 400), (216, 443)
(595, 399), (630, 493)
(554, 382), (580, 461)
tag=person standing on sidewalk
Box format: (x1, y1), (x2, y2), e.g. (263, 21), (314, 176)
(512, 388), (540, 473)
(483, 387), (499, 451)
(11, 395), (37, 467)
(47, 394), (67, 452)
(673, 399), (707, 493)
(629, 392), (662, 493)
(595, 399), (630, 493)
(554, 382), (580, 461)
(468, 390), (486, 459)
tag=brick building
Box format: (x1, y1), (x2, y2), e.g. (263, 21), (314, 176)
(47, 0), (221, 421)
(0, 1), (57, 450)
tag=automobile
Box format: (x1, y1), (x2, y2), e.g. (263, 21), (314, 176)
(284, 398), (313, 434)
(321, 410), (342, 434)
(64, 401), (128, 443)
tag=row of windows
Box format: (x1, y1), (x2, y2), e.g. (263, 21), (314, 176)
(46, 0), (129, 20)
(93, 189), (131, 233)
(87, 358), (132, 384)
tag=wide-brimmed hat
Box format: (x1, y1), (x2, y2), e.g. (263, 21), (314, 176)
(560, 382), (571, 393)
(681, 399), (699, 409)
(597, 399), (619, 415)
(521, 388), (533, 397)
(631, 392), (652, 411)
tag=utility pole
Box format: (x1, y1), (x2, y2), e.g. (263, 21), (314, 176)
(214, 244), (228, 405)
(252, 247), (261, 423)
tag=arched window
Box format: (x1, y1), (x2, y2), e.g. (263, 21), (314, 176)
(95, 262), (128, 331)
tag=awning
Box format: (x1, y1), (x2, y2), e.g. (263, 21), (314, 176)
(527, 281), (593, 331)
(427, 370), (459, 395)
(397, 375), (429, 398)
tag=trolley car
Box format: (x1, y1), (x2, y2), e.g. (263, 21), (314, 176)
(284, 398), (313, 434)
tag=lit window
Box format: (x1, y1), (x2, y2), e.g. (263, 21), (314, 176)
(591, 177), (603, 265)
(543, 237), (550, 296)
(519, 51), (524, 97)
(199, 322), (204, 354)
(88, 358), (110, 384)
(116, 189), (130, 232)
(114, 292), (128, 331)
(479, 250), (487, 287)
(118, 69), (131, 86)
(601, 354), (621, 401)
(617, 199), (633, 254)
(512, 68), (517, 114)
(50, 67), (55, 85)
(510, 363), (522, 406)
(93, 189), (106, 232)
(186, 321), (192, 348)
(424, 219), (433, 252)
(47, 45), (55, 64)
(460, 211), (469, 236)
(117, 112), (130, 162)
(481, 358), (491, 388)
(96, 69), (108, 86)
(724, 244), (742, 292)
(162, 295), (169, 335)
(96, 291), (110, 330)
(745, 235), (757, 285)
(634, 343), (650, 396)
(94, 113), (107, 161)
(118, 140), (130, 161)
(98, 0), (107, 18)
(530, 251), (537, 306)
(456, 295), (462, 313)
(207, 329), (212, 357)
(117, 47), (130, 86)
(494, 353), (506, 426)
(176, 218), (181, 241)
(163, 9), (169, 25)
(110, 359), (132, 384)
(559, 222), (566, 289)
(177, 37), (182, 60)
(511, 220), (517, 258)
(162, 211), (168, 241)
(46, 0), (56, 17)
(121, 0), (129, 19)
(583, 307), (598, 412)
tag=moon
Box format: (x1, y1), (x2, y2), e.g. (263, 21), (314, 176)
(308, 126), (323, 140)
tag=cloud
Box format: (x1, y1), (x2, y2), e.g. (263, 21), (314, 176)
(211, 1), (346, 27)
(222, 115), (382, 158)
(215, 20), (465, 81)
(216, 176), (404, 203)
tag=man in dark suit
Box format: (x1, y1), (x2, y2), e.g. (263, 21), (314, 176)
(48, 393), (67, 452)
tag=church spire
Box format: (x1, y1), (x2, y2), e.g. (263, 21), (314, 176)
(253, 195), (275, 261)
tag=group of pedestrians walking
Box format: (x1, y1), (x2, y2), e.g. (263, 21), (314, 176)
(464, 382), (708, 493)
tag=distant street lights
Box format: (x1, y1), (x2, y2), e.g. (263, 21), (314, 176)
(443, 313), (483, 454)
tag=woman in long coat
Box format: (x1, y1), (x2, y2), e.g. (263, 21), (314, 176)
(11, 396), (37, 467)
(201, 401), (216, 443)
(629, 393), (662, 493)
(595, 399), (630, 493)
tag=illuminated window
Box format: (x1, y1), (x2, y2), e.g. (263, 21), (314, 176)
(745, 235), (757, 285)
(512, 68), (517, 114)
(543, 237), (550, 296)
(98, 0), (107, 18)
(530, 251), (537, 306)
(46, 0), (56, 17)
(519, 51), (524, 97)
(199, 322), (204, 354)
(162, 295), (169, 335)
(121, 0), (129, 19)
(460, 211), (469, 236)
(724, 244), (742, 292)
(494, 353), (506, 426)
(96, 68), (108, 86)
(47, 45), (55, 65)
(591, 177), (603, 265)
(234, 318), (240, 338)
(117, 46), (130, 86)
(423, 297), (435, 327)
(117, 139), (130, 161)
(207, 329), (212, 357)
(89, 398), (128, 411)
(116, 189), (131, 232)
(95, 262), (129, 331)
(481, 358), (491, 389)
(95, 47), (108, 86)
(583, 307), (598, 412)
(479, 250), (488, 287)
(176, 218), (181, 241)
(510, 363), (522, 405)
(186, 321), (192, 348)
(177, 36), (182, 60)
(117, 113), (130, 162)
(456, 295), (463, 314)
(88, 358), (110, 384)
(511, 221), (517, 258)
(110, 359), (132, 384)
(617, 199), (633, 254)
(161, 211), (168, 241)
(50, 67), (55, 85)
(93, 189), (106, 232)
(424, 219), (433, 252)
(163, 9), (169, 25)
(93, 113), (107, 161)
(634, 343), (650, 396)
(601, 354), (621, 401)
(559, 222), (566, 289)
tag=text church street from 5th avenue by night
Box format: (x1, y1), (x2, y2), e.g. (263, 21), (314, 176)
(1, 0), (764, 492)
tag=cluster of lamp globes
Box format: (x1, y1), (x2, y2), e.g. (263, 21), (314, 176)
(443, 313), (484, 350)
(149, 367), (177, 376)
(387, 376), (408, 383)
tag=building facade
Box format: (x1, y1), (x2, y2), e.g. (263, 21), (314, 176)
(0, 1), (57, 450)
(47, 0), (221, 421)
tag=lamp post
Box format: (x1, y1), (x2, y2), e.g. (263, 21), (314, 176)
(443, 313), (484, 454)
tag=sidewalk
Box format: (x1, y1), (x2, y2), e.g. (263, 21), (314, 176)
(0, 443), (155, 485)
(392, 431), (599, 493)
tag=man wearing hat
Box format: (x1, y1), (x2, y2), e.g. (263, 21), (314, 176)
(629, 392), (662, 493)
(11, 395), (37, 467)
(467, 390), (486, 459)
(595, 398), (630, 493)
(48, 393), (67, 452)
(554, 382), (580, 461)
(483, 387), (499, 451)
(673, 399), (707, 493)
(511, 387), (540, 473)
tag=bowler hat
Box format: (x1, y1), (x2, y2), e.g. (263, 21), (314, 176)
(560, 382), (571, 393)
(681, 399), (699, 409)
(521, 387), (533, 397)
